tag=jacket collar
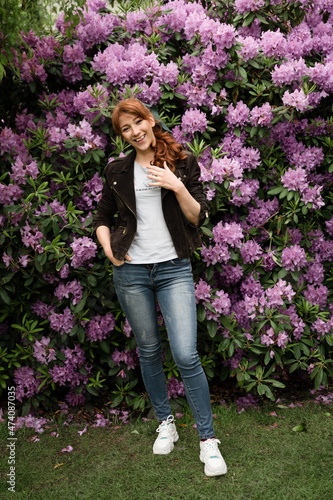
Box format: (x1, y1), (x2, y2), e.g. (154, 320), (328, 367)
(109, 150), (136, 213)
(110, 149), (136, 173)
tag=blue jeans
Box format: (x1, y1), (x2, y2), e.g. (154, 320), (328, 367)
(113, 258), (215, 439)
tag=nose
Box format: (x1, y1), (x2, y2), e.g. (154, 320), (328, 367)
(131, 124), (140, 136)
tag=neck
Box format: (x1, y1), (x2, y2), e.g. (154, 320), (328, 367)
(135, 148), (155, 166)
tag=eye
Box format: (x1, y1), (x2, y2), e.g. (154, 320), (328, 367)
(136, 119), (142, 124)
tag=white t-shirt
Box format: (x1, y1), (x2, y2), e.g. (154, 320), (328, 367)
(126, 161), (178, 264)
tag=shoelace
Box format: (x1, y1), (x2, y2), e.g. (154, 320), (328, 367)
(204, 438), (221, 458)
(156, 415), (174, 433)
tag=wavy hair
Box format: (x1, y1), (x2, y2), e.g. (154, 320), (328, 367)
(111, 97), (187, 172)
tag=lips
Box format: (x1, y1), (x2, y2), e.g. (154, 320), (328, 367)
(134, 134), (146, 143)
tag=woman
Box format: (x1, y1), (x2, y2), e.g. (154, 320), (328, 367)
(93, 97), (227, 477)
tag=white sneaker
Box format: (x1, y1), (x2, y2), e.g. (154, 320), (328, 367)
(153, 415), (179, 455)
(200, 438), (227, 476)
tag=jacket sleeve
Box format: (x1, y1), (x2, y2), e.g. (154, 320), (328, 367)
(92, 166), (117, 234)
(184, 154), (209, 228)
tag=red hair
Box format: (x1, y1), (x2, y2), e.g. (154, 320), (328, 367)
(111, 97), (187, 172)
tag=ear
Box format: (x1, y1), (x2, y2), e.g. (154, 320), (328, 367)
(149, 114), (156, 127)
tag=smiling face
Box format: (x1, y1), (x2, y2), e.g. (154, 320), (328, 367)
(118, 112), (156, 154)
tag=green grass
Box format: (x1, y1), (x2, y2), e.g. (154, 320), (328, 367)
(1, 402), (332, 500)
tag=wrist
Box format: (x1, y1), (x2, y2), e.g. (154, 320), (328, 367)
(173, 179), (186, 195)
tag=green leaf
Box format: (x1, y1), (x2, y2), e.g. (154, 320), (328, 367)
(228, 342), (235, 357)
(100, 341), (110, 354)
(239, 67), (247, 81)
(264, 349), (271, 365)
(201, 227), (214, 238)
(292, 423), (307, 432)
(314, 369), (323, 390)
(77, 327), (85, 343)
(87, 275), (97, 287)
(205, 266), (214, 281)
(243, 12), (254, 27)
(257, 383), (265, 396)
(197, 303), (206, 322)
(263, 385), (275, 400)
(220, 316), (233, 331)
(0, 289), (11, 304)
(73, 297), (87, 313)
(279, 188), (289, 199)
(270, 380), (285, 389)
(86, 385), (99, 396)
(219, 338), (230, 352)
(207, 320), (217, 338)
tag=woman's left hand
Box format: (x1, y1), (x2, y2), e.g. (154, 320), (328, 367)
(147, 162), (184, 193)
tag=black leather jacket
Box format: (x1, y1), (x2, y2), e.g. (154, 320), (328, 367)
(93, 150), (209, 261)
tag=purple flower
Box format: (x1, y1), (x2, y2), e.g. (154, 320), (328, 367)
(282, 305), (305, 341)
(49, 344), (90, 389)
(167, 376), (185, 399)
(70, 236), (97, 268)
(250, 103), (274, 127)
(9, 157), (38, 185)
(240, 240), (263, 264)
(211, 290), (231, 315)
(54, 280), (84, 305)
(63, 42), (86, 65)
(234, 0), (265, 14)
(325, 218), (333, 237)
(111, 348), (139, 371)
(49, 307), (75, 334)
(14, 367), (40, 402)
(181, 108), (208, 136)
(303, 260), (325, 284)
(59, 264), (70, 279)
(260, 29), (287, 58)
(20, 223), (45, 254)
(33, 337), (56, 364)
(304, 284), (329, 310)
(226, 101), (250, 128)
(301, 186), (325, 210)
(236, 35), (259, 61)
(31, 300), (54, 319)
(0, 183), (23, 206)
(201, 243), (231, 266)
(272, 58), (308, 87)
(220, 264), (244, 285)
(86, 313), (116, 342)
(281, 167), (308, 192)
(14, 415), (49, 434)
(277, 331), (289, 349)
(231, 179), (259, 206)
(281, 245), (307, 271)
(282, 89), (310, 112)
(210, 157), (243, 185)
(261, 328), (275, 347)
(212, 222), (244, 248)
(194, 279), (211, 304)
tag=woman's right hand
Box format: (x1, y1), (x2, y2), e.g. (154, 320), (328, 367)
(96, 226), (131, 266)
(106, 250), (132, 267)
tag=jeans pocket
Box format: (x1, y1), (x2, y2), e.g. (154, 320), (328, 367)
(170, 257), (191, 266)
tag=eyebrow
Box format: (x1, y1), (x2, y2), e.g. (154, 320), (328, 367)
(120, 116), (142, 130)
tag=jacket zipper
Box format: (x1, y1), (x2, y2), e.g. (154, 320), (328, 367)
(112, 186), (137, 251)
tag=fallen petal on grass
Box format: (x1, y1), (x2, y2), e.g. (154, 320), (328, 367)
(61, 445), (73, 452)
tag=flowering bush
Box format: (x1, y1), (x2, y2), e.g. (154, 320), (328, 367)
(1, 0), (333, 415)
